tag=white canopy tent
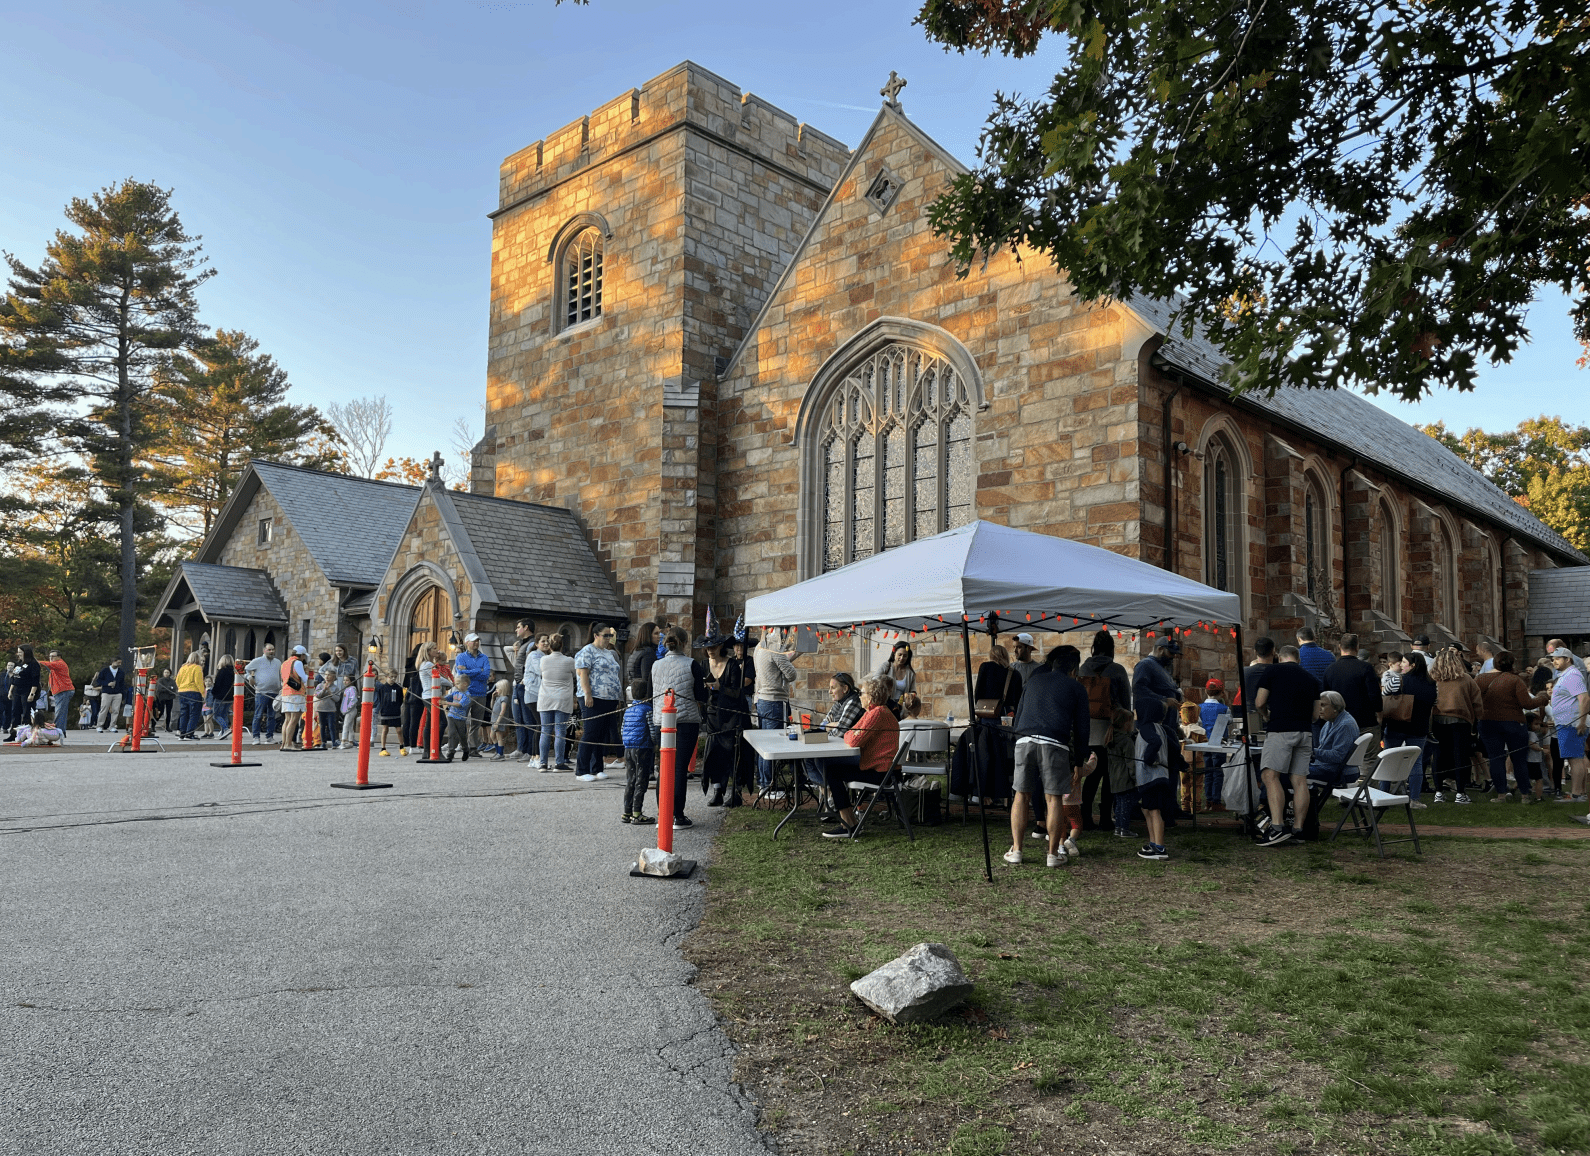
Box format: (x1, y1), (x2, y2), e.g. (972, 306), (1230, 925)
(744, 521), (1247, 879)
(745, 520), (1241, 636)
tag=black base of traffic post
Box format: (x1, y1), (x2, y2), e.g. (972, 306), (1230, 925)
(210, 761), (263, 768)
(628, 859), (697, 879)
(331, 781), (394, 791)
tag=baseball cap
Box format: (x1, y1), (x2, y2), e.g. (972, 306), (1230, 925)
(1412, 633), (1431, 647)
(293, 645), (307, 655)
(1015, 632), (1034, 645)
(1550, 647), (1576, 660)
(1205, 677), (1224, 694)
(464, 633), (479, 642)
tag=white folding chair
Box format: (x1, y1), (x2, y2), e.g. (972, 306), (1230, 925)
(1329, 743), (1423, 857)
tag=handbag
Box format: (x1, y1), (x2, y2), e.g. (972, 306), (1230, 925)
(898, 784), (942, 825)
(975, 668), (1015, 720)
(1382, 693), (1413, 724)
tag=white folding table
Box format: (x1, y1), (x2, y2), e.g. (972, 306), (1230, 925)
(741, 728), (859, 838)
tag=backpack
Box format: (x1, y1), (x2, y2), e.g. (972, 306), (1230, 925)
(1081, 673), (1114, 720)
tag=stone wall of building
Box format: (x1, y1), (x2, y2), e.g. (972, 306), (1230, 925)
(711, 111), (1146, 718)
(214, 487), (343, 655)
(373, 498), (473, 666)
(482, 62), (846, 636)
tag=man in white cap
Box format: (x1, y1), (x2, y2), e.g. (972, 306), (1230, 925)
(453, 633), (493, 752)
(1011, 633), (1042, 687)
(1546, 647), (1589, 808)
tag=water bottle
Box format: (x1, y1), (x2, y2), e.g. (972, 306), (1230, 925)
(946, 712), (954, 729)
(787, 712), (799, 741)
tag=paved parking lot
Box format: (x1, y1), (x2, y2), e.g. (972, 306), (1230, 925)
(1, 746), (768, 1156)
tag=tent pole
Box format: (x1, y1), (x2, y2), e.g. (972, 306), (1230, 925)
(962, 622), (992, 883)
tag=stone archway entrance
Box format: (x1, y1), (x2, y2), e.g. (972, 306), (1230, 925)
(408, 586), (451, 668)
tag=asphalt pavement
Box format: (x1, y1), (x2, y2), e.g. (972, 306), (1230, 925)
(1, 744), (771, 1156)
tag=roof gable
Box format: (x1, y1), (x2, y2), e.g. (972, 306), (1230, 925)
(718, 105), (966, 382)
(151, 562), (288, 628)
(204, 462), (422, 587)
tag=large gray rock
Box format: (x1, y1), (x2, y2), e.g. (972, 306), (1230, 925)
(849, 942), (973, 1023)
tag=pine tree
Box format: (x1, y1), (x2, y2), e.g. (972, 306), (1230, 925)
(0, 179), (212, 661)
(147, 329), (339, 536)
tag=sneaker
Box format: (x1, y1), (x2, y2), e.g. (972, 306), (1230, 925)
(1523, 795), (1539, 805)
(821, 824), (857, 839)
(250, 736), (261, 746)
(1409, 801), (1428, 810)
(1433, 791), (1446, 803)
(1556, 794), (1582, 803)
(553, 763), (572, 771)
(1454, 793), (1471, 804)
(1045, 851), (1067, 868)
(1262, 826), (1294, 847)
(577, 774), (596, 782)
(1001, 849), (1022, 865)
(1028, 830), (1046, 841)
(96, 727), (105, 733)
(1114, 827), (1135, 839)
(765, 790), (787, 802)
(632, 814), (656, 825)
(1062, 835), (1080, 859)
(594, 771), (608, 780)
(620, 813), (633, 824)
(491, 752), (506, 761)
(1137, 844), (1169, 860)
(673, 815), (693, 828)
(538, 763), (551, 772)
(1492, 793), (1511, 803)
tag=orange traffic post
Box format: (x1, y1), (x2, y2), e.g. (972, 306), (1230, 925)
(333, 661), (392, 791)
(113, 658), (162, 753)
(128, 668), (146, 751)
(212, 661), (262, 767)
(301, 683), (322, 753)
(416, 665), (447, 764)
(630, 688), (695, 878)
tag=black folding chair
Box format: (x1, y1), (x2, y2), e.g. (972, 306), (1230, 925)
(847, 734), (915, 841)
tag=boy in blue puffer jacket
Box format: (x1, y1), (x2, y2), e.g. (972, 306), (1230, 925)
(621, 678), (654, 825)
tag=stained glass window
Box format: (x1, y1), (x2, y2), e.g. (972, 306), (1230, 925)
(1204, 440), (1239, 596)
(814, 344), (975, 571)
(565, 228), (602, 327)
(1305, 490), (1318, 601)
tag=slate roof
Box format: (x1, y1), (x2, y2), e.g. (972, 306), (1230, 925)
(438, 489), (626, 620)
(1126, 293), (1588, 564)
(247, 461), (421, 586)
(1526, 568), (1590, 635)
(153, 562), (288, 627)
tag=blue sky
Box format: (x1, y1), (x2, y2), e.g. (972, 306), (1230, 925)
(3, 0), (1583, 467)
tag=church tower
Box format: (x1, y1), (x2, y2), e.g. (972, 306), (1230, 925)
(479, 62), (849, 631)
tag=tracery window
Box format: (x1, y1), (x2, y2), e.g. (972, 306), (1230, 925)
(1303, 474), (1331, 603)
(564, 228), (603, 327)
(819, 344), (974, 571)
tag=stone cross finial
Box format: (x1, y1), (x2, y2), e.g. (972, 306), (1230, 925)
(880, 71), (907, 111)
(426, 451), (445, 483)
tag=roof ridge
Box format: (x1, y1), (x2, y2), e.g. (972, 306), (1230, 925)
(251, 459), (422, 493)
(442, 485), (580, 517)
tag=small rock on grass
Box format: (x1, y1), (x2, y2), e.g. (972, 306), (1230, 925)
(849, 942), (972, 1024)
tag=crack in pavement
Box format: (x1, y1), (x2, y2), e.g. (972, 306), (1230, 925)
(8, 980), (484, 1015)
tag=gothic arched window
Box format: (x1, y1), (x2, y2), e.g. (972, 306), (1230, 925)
(1376, 497), (1400, 620)
(816, 344), (975, 572)
(564, 228), (603, 328)
(1303, 473), (1331, 603)
(1437, 519), (1459, 625)
(1203, 438), (1243, 596)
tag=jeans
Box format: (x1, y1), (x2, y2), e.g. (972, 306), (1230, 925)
(540, 709), (570, 766)
(213, 698), (232, 731)
(1383, 731), (1428, 799)
(318, 711), (338, 747)
(252, 696), (278, 740)
(1112, 786), (1139, 832)
(1203, 753), (1226, 804)
(511, 685), (540, 754)
(755, 700), (787, 787)
(1479, 719), (1532, 795)
(577, 697), (619, 777)
(51, 690), (73, 732)
(177, 691), (204, 735)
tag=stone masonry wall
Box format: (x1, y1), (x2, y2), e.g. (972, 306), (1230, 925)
(712, 111), (1144, 718)
(484, 62), (846, 638)
(374, 498), (473, 666)
(215, 488), (343, 655)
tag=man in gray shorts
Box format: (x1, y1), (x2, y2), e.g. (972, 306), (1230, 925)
(1253, 644), (1323, 846)
(1005, 645), (1096, 868)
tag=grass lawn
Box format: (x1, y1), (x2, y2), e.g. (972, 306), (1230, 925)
(686, 804), (1590, 1156)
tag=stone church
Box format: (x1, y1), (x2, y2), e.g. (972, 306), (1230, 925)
(157, 61), (1585, 704)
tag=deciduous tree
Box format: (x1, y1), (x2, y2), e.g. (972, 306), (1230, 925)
(919, 0), (1590, 401)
